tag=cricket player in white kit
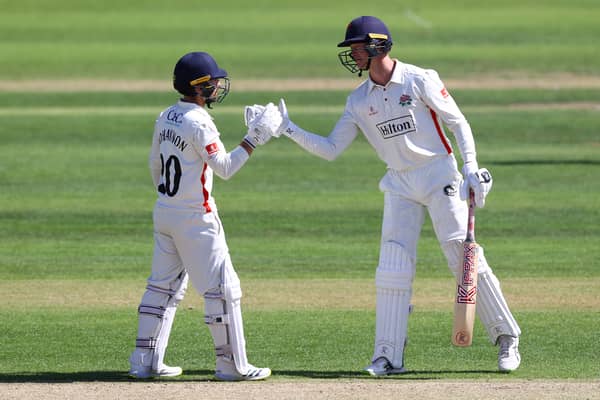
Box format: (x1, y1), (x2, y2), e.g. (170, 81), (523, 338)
(251, 16), (521, 375)
(128, 52), (280, 381)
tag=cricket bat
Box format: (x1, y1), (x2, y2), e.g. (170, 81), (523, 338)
(452, 189), (479, 347)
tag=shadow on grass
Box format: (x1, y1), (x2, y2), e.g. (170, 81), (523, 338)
(490, 159), (600, 166)
(276, 369), (501, 380)
(0, 369), (501, 383)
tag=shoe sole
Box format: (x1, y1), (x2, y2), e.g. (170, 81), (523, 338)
(215, 371), (271, 381)
(365, 367), (406, 377)
(129, 370), (182, 379)
(498, 363), (520, 373)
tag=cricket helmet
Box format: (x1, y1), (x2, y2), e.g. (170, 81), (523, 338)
(337, 16), (393, 74)
(337, 16), (393, 48)
(173, 52), (230, 105)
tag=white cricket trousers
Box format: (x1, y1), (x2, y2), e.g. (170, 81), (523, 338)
(379, 154), (467, 256)
(148, 204), (235, 296)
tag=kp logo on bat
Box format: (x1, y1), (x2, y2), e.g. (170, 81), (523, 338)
(457, 286), (477, 304)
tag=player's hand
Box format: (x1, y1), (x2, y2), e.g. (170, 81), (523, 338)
(461, 163), (493, 208)
(276, 98), (296, 138)
(243, 102), (281, 147)
(244, 104), (266, 127)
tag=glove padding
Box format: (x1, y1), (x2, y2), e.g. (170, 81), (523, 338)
(272, 98), (290, 138)
(244, 104), (266, 127)
(461, 165), (493, 208)
(243, 103), (280, 148)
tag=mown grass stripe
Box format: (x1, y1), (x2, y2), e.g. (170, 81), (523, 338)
(2, 277), (598, 312)
(2, 102), (600, 116)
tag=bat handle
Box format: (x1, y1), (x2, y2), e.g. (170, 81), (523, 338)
(466, 189), (476, 242)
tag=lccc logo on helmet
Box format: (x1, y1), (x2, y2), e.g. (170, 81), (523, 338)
(173, 52), (230, 107)
(337, 16), (393, 75)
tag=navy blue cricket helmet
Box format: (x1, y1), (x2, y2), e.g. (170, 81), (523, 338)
(337, 16), (393, 48)
(337, 16), (393, 74)
(173, 52), (230, 105)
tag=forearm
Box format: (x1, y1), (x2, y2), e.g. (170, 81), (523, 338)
(284, 121), (353, 161)
(447, 118), (477, 166)
(209, 145), (250, 180)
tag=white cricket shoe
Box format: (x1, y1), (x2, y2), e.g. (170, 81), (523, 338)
(364, 357), (406, 377)
(129, 363), (182, 379)
(498, 335), (521, 372)
(215, 356), (271, 381)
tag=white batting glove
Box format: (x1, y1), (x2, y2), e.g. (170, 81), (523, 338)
(243, 103), (280, 148)
(243, 104), (266, 149)
(461, 163), (493, 208)
(276, 98), (299, 138)
(244, 104), (266, 127)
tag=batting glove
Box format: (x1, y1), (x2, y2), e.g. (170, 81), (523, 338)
(243, 103), (280, 147)
(461, 163), (493, 208)
(276, 98), (303, 138)
(244, 104), (266, 127)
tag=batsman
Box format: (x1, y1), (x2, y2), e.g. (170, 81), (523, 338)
(250, 16), (521, 374)
(128, 51), (279, 381)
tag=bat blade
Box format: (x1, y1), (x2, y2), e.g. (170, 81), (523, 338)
(452, 189), (479, 347)
(452, 240), (479, 346)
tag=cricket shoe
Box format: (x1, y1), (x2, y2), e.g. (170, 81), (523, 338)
(364, 357), (406, 377)
(215, 356), (271, 381)
(129, 363), (182, 379)
(498, 335), (521, 372)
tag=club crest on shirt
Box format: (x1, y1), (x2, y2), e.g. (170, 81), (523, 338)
(399, 94), (412, 106)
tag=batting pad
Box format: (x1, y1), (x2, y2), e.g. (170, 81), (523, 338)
(204, 262), (249, 375)
(131, 272), (188, 369)
(476, 252), (521, 343)
(443, 241), (521, 343)
(373, 242), (415, 368)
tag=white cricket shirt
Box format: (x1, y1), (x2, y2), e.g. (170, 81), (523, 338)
(288, 60), (476, 171)
(149, 100), (249, 212)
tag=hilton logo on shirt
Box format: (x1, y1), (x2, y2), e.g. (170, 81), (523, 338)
(376, 115), (416, 139)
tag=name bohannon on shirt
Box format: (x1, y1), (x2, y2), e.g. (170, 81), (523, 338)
(159, 128), (188, 152)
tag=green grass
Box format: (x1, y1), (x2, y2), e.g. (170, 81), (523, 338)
(1, 309), (598, 380)
(1, 0), (599, 385)
(1, 87), (599, 381)
(1, 0), (600, 79)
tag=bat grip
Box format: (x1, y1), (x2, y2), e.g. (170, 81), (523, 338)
(466, 189), (476, 242)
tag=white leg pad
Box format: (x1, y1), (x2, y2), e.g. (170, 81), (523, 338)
(373, 242), (415, 368)
(204, 262), (249, 375)
(442, 240), (520, 344)
(131, 272), (188, 370)
(476, 250), (521, 343)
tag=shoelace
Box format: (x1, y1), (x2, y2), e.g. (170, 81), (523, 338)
(499, 340), (513, 357)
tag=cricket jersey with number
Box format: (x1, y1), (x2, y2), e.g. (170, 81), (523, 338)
(148, 100), (249, 212)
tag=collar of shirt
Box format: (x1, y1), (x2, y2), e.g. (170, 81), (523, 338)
(177, 99), (212, 119)
(366, 59), (405, 93)
(177, 99), (202, 110)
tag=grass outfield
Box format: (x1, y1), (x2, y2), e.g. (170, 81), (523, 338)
(1, 1), (600, 396)
(1, 0), (600, 79)
(0, 87), (599, 386)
